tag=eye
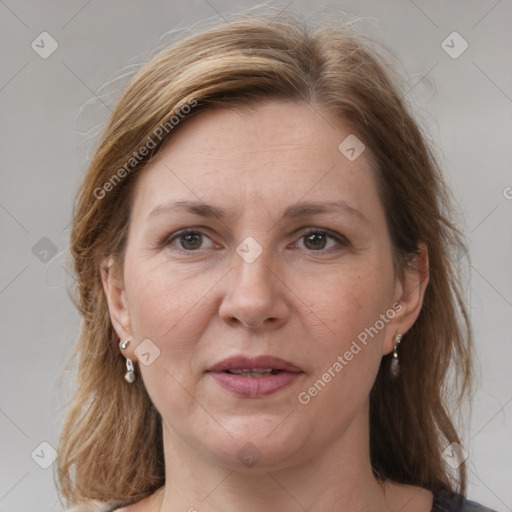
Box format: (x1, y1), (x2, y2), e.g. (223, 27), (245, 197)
(164, 229), (217, 252)
(158, 228), (348, 254)
(295, 229), (348, 252)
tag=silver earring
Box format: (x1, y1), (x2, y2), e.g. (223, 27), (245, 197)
(390, 333), (402, 378)
(124, 358), (135, 383)
(119, 339), (135, 383)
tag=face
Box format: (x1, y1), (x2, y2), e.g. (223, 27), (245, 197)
(104, 100), (425, 472)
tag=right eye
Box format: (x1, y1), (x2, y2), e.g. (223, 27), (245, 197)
(162, 229), (218, 252)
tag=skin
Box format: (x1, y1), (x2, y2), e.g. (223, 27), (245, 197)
(103, 100), (431, 512)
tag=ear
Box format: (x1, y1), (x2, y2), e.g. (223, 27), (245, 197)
(101, 255), (136, 359)
(383, 242), (430, 355)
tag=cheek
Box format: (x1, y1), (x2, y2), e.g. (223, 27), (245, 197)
(293, 260), (395, 401)
(294, 267), (392, 408)
(125, 260), (215, 355)
(124, 262), (217, 415)
(297, 261), (393, 346)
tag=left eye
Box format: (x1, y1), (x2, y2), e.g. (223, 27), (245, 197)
(296, 230), (344, 252)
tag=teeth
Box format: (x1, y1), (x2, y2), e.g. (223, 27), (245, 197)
(226, 368), (280, 377)
(229, 368), (273, 374)
(236, 371), (273, 378)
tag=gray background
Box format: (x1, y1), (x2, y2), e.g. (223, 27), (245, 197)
(1, 1), (511, 511)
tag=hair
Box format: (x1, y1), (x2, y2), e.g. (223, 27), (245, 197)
(57, 8), (473, 509)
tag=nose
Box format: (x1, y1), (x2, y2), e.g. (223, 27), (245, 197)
(219, 252), (289, 330)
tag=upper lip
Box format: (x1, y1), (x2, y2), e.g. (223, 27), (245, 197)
(207, 355), (302, 373)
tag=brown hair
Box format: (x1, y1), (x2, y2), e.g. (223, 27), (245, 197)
(57, 8), (472, 508)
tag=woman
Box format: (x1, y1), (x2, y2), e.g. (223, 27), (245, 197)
(57, 10), (497, 512)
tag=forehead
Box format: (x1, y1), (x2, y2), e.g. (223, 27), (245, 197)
(130, 100), (382, 223)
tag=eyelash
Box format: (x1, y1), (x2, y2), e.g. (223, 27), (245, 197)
(158, 228), (349, 255)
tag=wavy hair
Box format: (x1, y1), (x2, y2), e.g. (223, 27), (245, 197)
(57, 9), (472, 508)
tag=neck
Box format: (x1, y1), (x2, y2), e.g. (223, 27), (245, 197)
(151, 402), (397, 512)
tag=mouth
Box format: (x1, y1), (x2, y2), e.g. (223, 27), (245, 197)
(223, 368), (284, 377)
(206, 355), (304, 397)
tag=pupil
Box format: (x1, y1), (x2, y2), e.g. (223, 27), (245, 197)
(182, 233), (201, 250)
(305, 233), (326, 250)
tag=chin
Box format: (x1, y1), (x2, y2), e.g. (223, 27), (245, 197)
(200, 417), (311, 473)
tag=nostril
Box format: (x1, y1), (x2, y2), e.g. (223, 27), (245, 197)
(244, 318), (276, 328)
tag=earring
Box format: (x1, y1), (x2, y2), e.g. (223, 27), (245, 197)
(119, 339), (136, 383)
(124, 358), (135, 383)
(390, 333), (402, 378)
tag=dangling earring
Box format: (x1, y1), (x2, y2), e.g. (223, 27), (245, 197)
(124, 358), (135, 383)
(119, 339), (135, 383)
(390, 333), (402, 378)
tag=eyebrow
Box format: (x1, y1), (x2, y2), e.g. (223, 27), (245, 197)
(147, 199), (369, 224)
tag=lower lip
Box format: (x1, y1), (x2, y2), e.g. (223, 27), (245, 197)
(207, 371), (303, 397)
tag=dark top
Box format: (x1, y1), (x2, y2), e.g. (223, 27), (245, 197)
(433, 489), (498, 511)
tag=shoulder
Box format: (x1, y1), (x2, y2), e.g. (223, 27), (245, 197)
(66, 490), (158, 512)
(432, 489), (498, 512)
(458, 498), (499, 512)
